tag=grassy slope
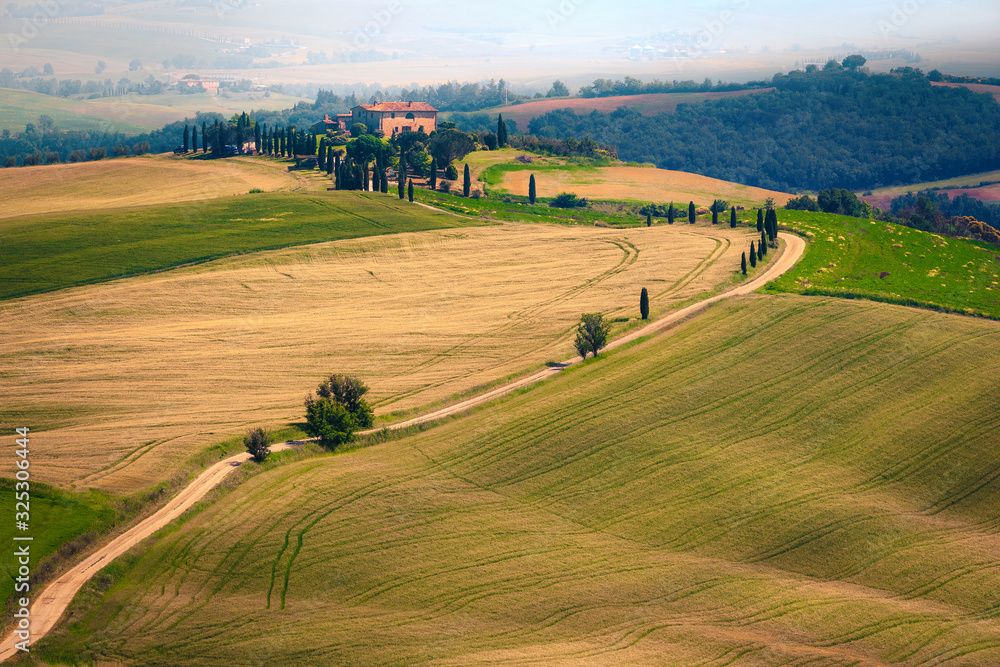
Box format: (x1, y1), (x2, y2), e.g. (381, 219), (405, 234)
(463, 149), (792, 208)
(0, 87), (308, 133)
(0, 88), (148, 134)
(0, 480), (114, 611)
(767, 211), (1000, 319)
(38, 295), (1000, 665)
(0, 190), (473, 300)
(0, 154), (299, 219)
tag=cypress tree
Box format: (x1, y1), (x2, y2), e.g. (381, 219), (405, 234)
(398, 146), (405, 183)
(183, 125), (189, 152)
(380, 167), (388, 193)
(373, 163), (381, 192)
(646, 211), (652, 227)
(254, 123), (261, 153)
(761, 230), (768, 255)
(712, 206), (718, 225)
(497, 113), (507, 148)
(767, 208), (778, 241)
(749, 242), (757, 267)
(528, 174), (536, 204)
(463, 163), (471, 197)
(639, 287), (649, 320)
(741, 252), (747, 275)
(408, 178), (414, 202)
(327, 147), (334, 176)
(215, 121), (223, 157)
(757, 208), (764, 233)
(318, 142), (326, 172)
(429, 157), (437, 190)
(688, 201), (695, 224)
(363, 162), (370, 191)
(192, 124), (198, 153)
(398, 169), (406, 199)
(730, 206), (737, 228)
(668, 203), (674, 224)
(757, 241), (763, 261)
(236, 115), (244, 154)
(201, 121), (207, 153)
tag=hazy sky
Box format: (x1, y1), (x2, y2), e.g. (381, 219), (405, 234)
(351, 0), (1000, 48)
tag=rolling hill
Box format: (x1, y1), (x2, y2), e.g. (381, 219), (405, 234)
(35, 294), (1000, 665)
(470, 89), (774, 131)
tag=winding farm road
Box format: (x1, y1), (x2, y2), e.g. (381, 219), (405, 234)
(0, 232), (805, 663)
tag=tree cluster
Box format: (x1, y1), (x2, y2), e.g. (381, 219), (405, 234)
(303, 374), (375, 449)
(525, 69), (1000, 192)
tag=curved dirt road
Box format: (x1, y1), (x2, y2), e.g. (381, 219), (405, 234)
(0, 232), (804, 662)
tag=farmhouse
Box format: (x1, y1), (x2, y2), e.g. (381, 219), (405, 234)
(310, 113), (352, 134)
(350, 102), (438, 136)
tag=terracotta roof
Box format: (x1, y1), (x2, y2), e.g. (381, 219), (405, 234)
(354, 102), (438, 112)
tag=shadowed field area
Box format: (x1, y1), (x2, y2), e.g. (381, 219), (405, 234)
(0, 222), (757, 492)
(38, 295), (1000, 666)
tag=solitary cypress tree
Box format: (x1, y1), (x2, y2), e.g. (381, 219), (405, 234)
(463, 163), (471, 197)
(408, 178), (414, 202)
(757, 208), (764, 233)
(741, 252), (747, 275)
(497, 114), (507, 148)
(730, 206), (737, 228)
(688, 201), (696, 224)
(183, 125), (189, 152)
(528, 174), (536, 204)
(749, 242), (757, 267)
(761, 230), (768, 255)
(646, 211), (652, 227)
(201, 121), (207, 153)
(667, 203), (674, 224)
(429, 157), (437, 190)
(639, 287), (649, 320)
(712, 207), (718, 225)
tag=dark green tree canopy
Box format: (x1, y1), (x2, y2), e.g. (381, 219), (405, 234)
(429, 129), (475, 167)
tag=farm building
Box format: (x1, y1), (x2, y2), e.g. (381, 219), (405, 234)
(350, 102), (438, 136)
(310, 113), (352, 134)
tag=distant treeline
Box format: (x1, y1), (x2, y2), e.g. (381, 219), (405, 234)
(525, 66), (1000, 192)
(576, 75), (769, 98)
(276, 79), (530, 113)
(0, 113), (224, 167)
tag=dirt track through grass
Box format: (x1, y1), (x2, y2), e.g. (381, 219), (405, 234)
(36, 296), (1000, 666)
(1, 223), (757, 492)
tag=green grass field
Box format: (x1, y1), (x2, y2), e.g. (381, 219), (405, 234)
(0, 191), (476, 300)
(36, 295), (1000, 665)
(0, 88), (149, 134)
(0, 480), (114, 611)
(766, 211), (1000, 319)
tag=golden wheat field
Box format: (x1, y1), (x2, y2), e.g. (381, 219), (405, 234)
(501, 165), (792, 207)
(1, 222), (759, 493)
(0, 154), (299, 219)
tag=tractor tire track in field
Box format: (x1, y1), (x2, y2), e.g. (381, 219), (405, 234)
(0, 233), (805, 662)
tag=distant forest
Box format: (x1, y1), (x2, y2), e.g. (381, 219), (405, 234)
(525, 67), (1000, 192)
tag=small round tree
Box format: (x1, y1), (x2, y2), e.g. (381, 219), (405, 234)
(529, 174), (536, 204)
(574, 313), (612, 359)
(639, 288), (649, 320)
(244, 427), (272, 463)
(741, 252), (747, 275)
